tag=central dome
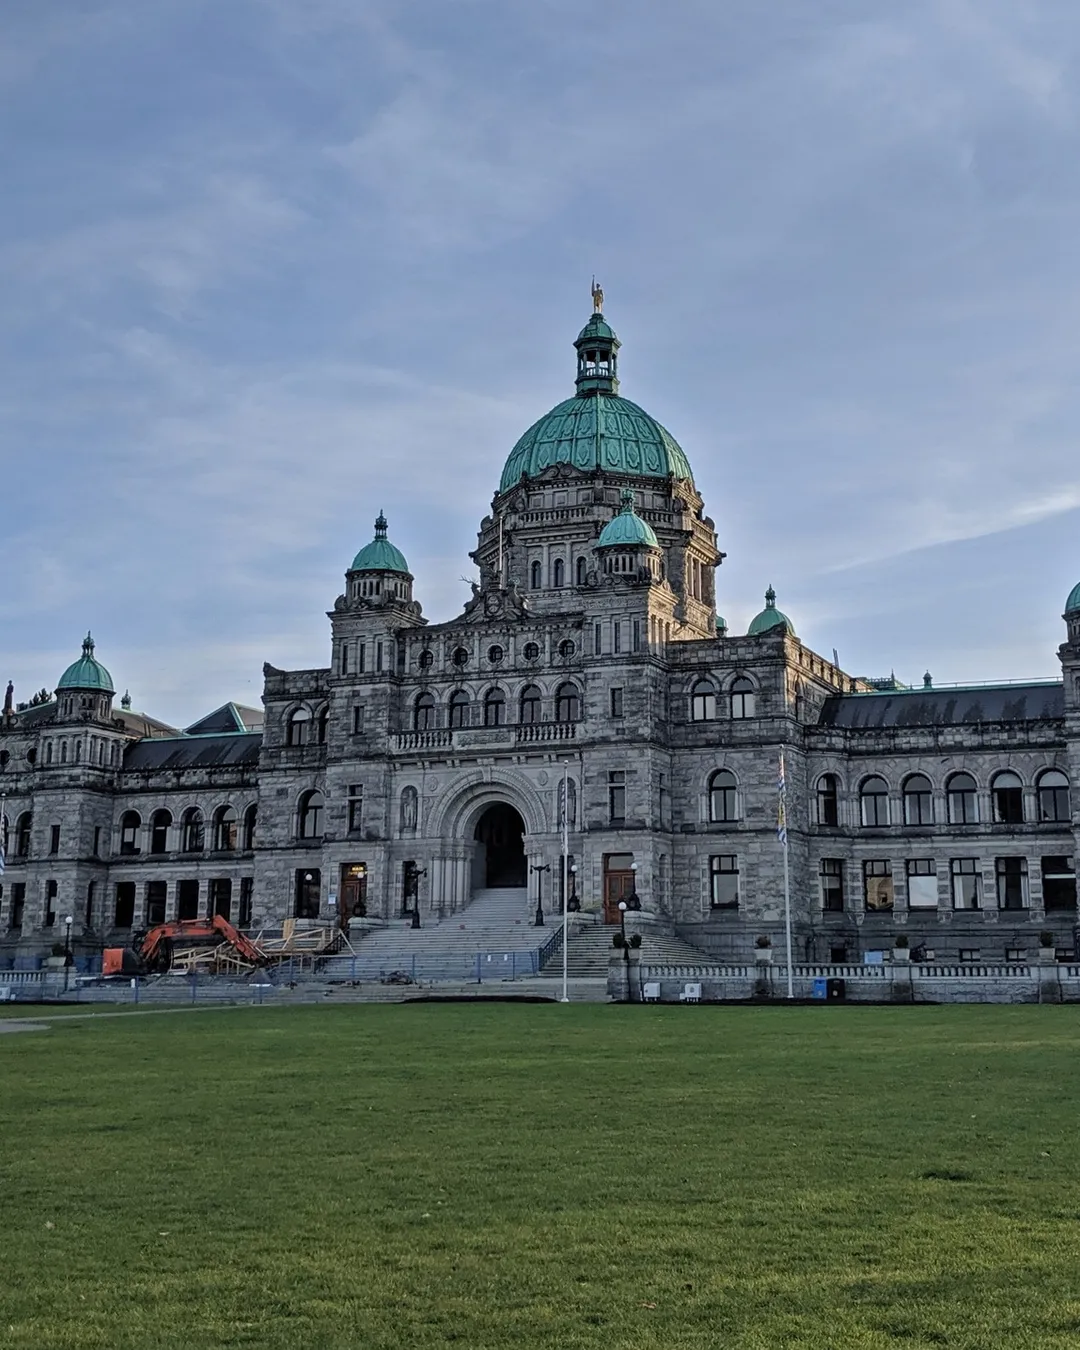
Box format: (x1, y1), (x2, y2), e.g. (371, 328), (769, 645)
(498, 302), (694, 493)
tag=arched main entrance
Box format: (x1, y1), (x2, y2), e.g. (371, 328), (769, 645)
(474, 804), (526, 888)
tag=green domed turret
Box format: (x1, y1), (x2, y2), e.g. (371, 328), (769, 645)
(351, 513), (409, 574)
(498, 292), (694, 491)
(1065, 580), (1080, 614)
(57, 633), (114, 694)
(747, 587), (795, 637)
(596, 490), (659, 550)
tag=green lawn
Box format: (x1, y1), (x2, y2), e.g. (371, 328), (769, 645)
(3, 1004), (1080, 1349)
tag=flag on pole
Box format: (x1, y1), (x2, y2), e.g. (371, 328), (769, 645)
(777, 752), (788, 845)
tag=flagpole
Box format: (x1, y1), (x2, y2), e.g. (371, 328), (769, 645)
(560, 761), (570, 1003)
(779, 753), (794, 999)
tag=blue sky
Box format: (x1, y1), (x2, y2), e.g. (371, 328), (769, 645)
(3, 0), (1080, 724)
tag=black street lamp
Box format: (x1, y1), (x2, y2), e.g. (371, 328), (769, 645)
(568, 863), (579, 912)
(531, 863), (550, 927)
(406, 864), (427, 929)
(626, 861), (642, 911)
(617, 900), (632, 1002)
(63, 915), (73, 993)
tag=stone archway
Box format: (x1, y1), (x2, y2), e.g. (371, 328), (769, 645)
(473, 803), (527, 888)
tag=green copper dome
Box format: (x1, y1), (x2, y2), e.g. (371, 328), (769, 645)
(747, 587), (795, 637)
(1066, 581), (1080, 613)
(350, 513), (409, 573)
(57, 633), (114, 693)
(597, 490), (659, 549)
(498, 301), (694, 492)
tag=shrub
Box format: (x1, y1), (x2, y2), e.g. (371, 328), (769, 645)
(893, 935), (909, 949)
(612, 934), (625, 949)
(629, 933), (642, 949)
(755, 935), (771, 949)
(50, 943), (68, 958)
(1040, 931), (1055, 948)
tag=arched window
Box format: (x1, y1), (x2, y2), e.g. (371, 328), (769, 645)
(947, 772), (978, 825)
(484, 687), (505, 727)
(530, 560), (541, 588)
(14, 812), (31, 858)
(555, 682), (581, 722)
(119, 810), (141, 856)
(298, 790), (324, 840)
(992, 771), (1024, 824)
(448, 690), (470, 729)
(816, 774), (839, 827)
(414, 693), (436, 731)
(1038, 769), (1071, 823)
(552, 558), (565, 588)
(575, 557), (587, 586)
(859, 777), (889, 828)
(45, 742), (53, 765)
(75, 740), (82, 763)
(287, 707), (312, 747)
(730, 677), (755, 719)
(708, 770), (738, 823)
(181, 807), (205, 853)
(400, 786), (418, 832)
(60, 741), (68, 764)
(690, 679), (717, 722)
(150, 809), (172, 855)
(213, 805), (238, 851)
(903, 774), (933, 826)
(520, 685), (542, 724)
(316, 706), (329, 745)
(242, 804), (257, 850)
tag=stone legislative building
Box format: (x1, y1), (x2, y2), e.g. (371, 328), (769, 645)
(3, 293), (1080, 969)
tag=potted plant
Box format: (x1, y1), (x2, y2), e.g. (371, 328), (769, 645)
(1039, 930), (1056, 961)
(892, 934), (910, 963)
(628, 933), (642, 949)
(612, 933), (626, 949)
(44, 943), (67, 971)
(754, 934), (773, 964)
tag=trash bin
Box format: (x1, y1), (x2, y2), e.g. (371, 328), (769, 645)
(826, 977), (846, 1000)
(812, 978), (828, 1000)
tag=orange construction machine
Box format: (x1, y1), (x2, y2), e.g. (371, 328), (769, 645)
(103, 916), (267, 976)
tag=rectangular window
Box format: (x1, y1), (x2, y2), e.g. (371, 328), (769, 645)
(113, 882), (136, 928)
(49, 825), (60, 855)
(608, 771), (626, 824)
(864, 859), (894, 911)
(352, 705), (364, 735)
(294, 868), (320, 919)
(1042, 856), (1077, 911)
(995, 857), (1028, 910)
(177, 879), (199, 922)
(348, 785), (364, 833)
(906, 859), (938, 909)
(10, 883), (25, 928)
(610, 687), (624, 719)
(239, 877), (254, 928)
(84, 881), (95, 928)
(632, 620), (641, 651)
(376, 641), (384, 672)
(950, 858), (981, 910)
(594, 622), (602, 656)
(209, 878), (232, 921)
(358, 642), (366, 673)
(958, 948), (981, 963)
(340, 643), (350, 675)
(1005, 947), (1026, 963)
(820, 859), (844, 912)
(45, 880), (58, 927)
(146, 880), (167, 926)
(93, 826), (101, 857)
(709, 855), (739, 909)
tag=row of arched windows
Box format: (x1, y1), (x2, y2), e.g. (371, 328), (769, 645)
(0, 813), (32, 858)
(414, 683), (581, 731)
(691, 678), (756, 721)
(118, 805), (257, 855)
(43, 737), (121, 767)
(529, 557), (589, 590)
(285, 706), (329, 747)
(817, 770), (1072, 828)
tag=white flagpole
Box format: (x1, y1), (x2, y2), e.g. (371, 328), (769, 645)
(779, 752), (794, 999)
(0, 790), (6, 878)
(561, 761), (570, 1003)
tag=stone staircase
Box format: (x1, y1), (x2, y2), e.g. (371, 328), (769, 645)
(539, 921), (712, 979)
(318, 888), (550, 983)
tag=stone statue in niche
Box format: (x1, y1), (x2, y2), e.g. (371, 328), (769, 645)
(400, 785), (418, 832)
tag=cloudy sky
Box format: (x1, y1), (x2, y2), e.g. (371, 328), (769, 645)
(3, 0), (1080, 724)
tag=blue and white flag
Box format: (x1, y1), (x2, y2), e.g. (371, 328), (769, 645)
(777, 753), (788, 846)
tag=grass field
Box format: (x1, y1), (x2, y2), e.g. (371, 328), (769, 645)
(4, 1004), (1080, 1349)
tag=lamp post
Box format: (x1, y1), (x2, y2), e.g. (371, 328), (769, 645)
(407, 865), (427, 929)
(63, 915), (73, 992)
(568, 864), (579, 911)
(626, 861), (641, 911)
(531, 863), (550, 927)
(618, 900), (631, 1002)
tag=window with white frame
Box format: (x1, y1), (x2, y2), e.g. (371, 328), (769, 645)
(709, 855), (739, 909)
(950, 858), (981, 909)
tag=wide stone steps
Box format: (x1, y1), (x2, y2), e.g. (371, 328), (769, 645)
(539, 924), (712, 978)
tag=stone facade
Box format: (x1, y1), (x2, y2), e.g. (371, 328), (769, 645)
(2, 303), (1078, 969)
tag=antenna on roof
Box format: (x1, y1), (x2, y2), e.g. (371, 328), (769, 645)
(832, 648), (839, 668)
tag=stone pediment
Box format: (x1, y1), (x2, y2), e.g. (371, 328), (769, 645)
(457, 585), (531, 625)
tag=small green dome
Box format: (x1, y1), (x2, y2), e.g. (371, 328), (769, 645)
(57, 633), (114, 693)
(716, 616), (728, 633)
(1066, 581), (1080, 613)
(747, 586), (795, 637)
(350, 512), (409, 573)
(597, 490), (659, 549)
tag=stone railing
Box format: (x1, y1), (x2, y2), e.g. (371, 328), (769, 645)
(516, 722), (577, 743)
(394, 730), (454, 752)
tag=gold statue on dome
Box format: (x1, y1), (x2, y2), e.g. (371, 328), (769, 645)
(591, 277), (604, 313)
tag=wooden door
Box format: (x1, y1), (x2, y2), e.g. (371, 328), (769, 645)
(603, 870), (636, 924)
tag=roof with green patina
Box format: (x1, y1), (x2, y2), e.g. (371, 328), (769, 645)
(597, 491), (659, 549)
(1066, 580), (1080, 613)
(56, 633), (114, 693)
(350, 512), (410, 573)
(499, 394), (693, 492)
(747, 587), (795, 637)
